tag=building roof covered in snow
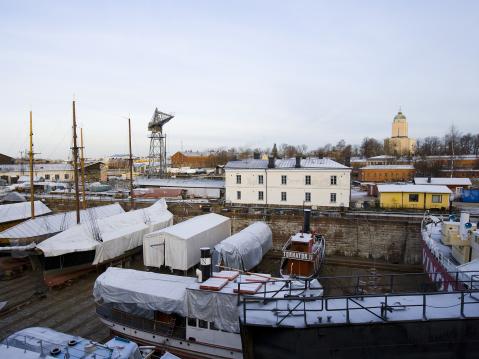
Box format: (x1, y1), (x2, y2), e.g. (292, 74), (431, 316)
(225, 157), (350, 170)
(377, 184), (452, 194)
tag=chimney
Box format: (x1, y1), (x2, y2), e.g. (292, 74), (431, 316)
(303, 209), (311, 233)
(295, 155), (301, 168)
(268, 156), (275, 169)
(427, 175), (431, 183)
(345, 157), (351, 167)
(253, 151), (260, 160)
(200, 247), (212, 282)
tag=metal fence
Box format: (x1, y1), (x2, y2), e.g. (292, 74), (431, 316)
(238, 271), (479, 327)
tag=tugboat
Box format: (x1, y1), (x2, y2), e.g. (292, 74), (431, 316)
(280, 209), (325, 279)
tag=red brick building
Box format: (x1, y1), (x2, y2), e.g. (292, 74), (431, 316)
(359, 165), (415, 183)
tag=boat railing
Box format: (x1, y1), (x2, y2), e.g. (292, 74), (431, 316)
(240, 285), (479, 327)
(235, 270), (479, 306)
(96, 304), (185, 339)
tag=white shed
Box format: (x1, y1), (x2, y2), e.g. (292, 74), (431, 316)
(143, 213), (231, 271)
(213, 222), (272, 271)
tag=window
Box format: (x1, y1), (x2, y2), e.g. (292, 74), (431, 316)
(330, 193), (337, 203)
(305, 192), (311, 202)
(305, 175), (311, 185)
(258, 175), (264, 184)
(210, 322), (219, 331)
(45, 174), (50, 180)
(198, 319), (208, 329)
(281, 175), (287, 185)
(281, 192), (287, 201)
(330, 175), (337, 185)
(432, 194), (442, 203)
(409, 194), (419, 202)
(64, 174), (69, 180)
(188, 317), (197, 327)
(258, 191), (264, 200)
(54, 174), (60, 180)
(236, 175), (241, 184)
(236, 191), (241, 200)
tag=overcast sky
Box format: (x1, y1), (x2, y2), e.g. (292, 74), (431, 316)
(0, 1), (478, 160)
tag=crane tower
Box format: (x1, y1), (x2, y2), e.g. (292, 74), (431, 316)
(147, 108), (174, 178)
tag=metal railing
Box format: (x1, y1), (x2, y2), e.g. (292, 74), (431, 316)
(96, 304), (185, 339)
(237, 271), (479, 327)
(241, 287), (479, 327)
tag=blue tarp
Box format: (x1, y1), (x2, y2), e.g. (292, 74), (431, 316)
(462, 189), (479, 203)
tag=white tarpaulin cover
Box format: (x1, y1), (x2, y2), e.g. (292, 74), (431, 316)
(0, 200), (51, 224)
(0, 203), (124, 243)
(37, 200), (173, 264)
(93, 267), (197, 316)
(143, 213), (231, 270)
(214, 222), (272, 271)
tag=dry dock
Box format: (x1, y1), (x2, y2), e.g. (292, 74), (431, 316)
(0, 270), (109, 342)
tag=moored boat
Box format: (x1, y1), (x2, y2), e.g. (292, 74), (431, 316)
(280, 209), (325, 279)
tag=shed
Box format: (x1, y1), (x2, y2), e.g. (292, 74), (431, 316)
(213, 222), (272, 271)
(377, 184), (452, 209)
(143, 213), (231, 271)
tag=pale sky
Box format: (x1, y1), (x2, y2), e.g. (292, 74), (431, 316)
(0, 1), (478, 159)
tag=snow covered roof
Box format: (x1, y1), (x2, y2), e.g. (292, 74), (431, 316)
(0, 163), (73, 173)
(0, 203), (124, 239)
(158, 213), (229, 240)
(225, 157), (350, 170)
(361, 165), (414, 170)
(4, 327), (140, 359)
(377, 184), (452, 194)
(414, 177), (472, 186)
(135, 177), (224, 188)
(368, 155), (395, 160)
(0, 201), (51, 224)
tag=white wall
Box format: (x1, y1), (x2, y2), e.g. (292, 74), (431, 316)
(225, 168), (351, 207)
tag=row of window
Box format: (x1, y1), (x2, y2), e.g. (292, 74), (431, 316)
(236, 191), (337, 203)
(408, 194), (442, 203)
(235, 174), (337, 185)
(44, 174), (69, 180)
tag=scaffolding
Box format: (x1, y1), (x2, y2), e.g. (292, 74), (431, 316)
(147, 108), (174, 178)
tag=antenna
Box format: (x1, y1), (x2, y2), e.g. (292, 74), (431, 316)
(71, 101), (81, 224)
(147, 108), (174, 178)
(29, 111), (35, 218)
(128, 118), (135, 210)
(80, 128), (87, 209)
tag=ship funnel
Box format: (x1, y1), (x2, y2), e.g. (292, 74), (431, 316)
(200, 247), (212, 282)
(303, 209), (311, 233)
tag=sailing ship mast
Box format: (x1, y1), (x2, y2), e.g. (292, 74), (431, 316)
(128, 118), (135, 210)
(29, 111), (35, 218)
(71, 101), (81, 224)
(80, 128), (87, 209)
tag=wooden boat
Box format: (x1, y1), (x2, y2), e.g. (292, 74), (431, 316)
(280, 209), (325, 279)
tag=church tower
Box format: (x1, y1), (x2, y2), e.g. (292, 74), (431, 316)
(384, 110), (416, 156)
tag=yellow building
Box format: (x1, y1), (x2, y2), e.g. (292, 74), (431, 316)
(377, 184), (451, 209)
(384, 111), (416, 156)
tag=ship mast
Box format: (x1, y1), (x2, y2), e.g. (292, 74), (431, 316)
(71, 101), (81, 224)
(29, 111), (35, 218)
(128, 118), (135, 210)
(80, 128), (87, 209)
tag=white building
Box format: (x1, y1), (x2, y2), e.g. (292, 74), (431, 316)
(225, 157), (351, 207)
(0, 163), (74, 184)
